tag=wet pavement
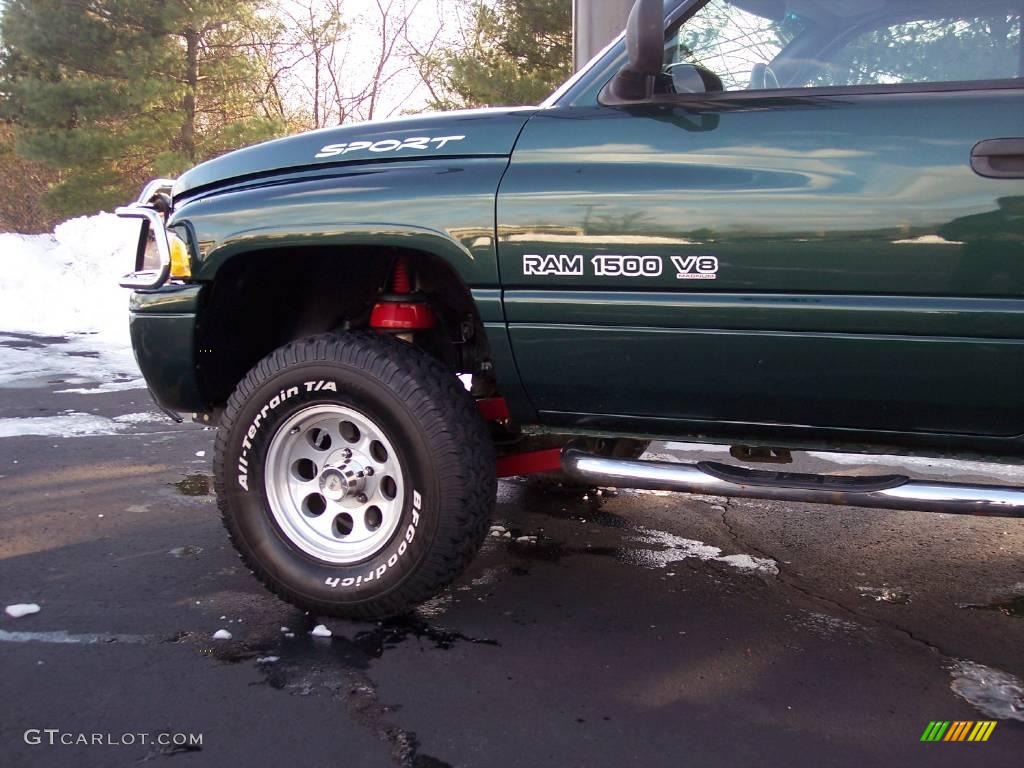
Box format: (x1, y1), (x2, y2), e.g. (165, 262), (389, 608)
(1, 366), (1023, 767)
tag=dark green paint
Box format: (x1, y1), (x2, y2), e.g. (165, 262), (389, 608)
(510, 325), (1024, 436)
(129, 284), (202, 313)
(483, 322), (537, 424)
(173, 158), (509, 287)
(503, 292), (1024, 338)
(471, 289), (505, 323)
(498, 89), (1024, 440)
(129, 312), (204, 413)
(128, 9), (1024, 457)
(173, 108), (536, 197)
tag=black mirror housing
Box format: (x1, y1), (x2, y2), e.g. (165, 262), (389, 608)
(610, 0), (665, 101)
(666, 63), (724, 94)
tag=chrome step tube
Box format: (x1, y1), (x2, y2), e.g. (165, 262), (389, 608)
(561, 449), (1024, 517)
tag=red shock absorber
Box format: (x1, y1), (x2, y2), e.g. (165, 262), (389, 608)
(390, 256), (412, 295)
(369, 256), (435, 331)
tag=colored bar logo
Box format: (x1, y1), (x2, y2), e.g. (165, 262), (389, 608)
(920, 721), (997, 742)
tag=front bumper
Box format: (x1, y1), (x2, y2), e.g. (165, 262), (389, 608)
(129, 285), (207, 414)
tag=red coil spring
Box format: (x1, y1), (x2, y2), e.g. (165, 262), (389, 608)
(391, 257), (412, 294)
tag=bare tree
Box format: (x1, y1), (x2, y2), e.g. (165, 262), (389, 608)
(252, 0), (445, 131)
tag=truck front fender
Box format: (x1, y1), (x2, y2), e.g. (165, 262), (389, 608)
(171, 157), (507, 287)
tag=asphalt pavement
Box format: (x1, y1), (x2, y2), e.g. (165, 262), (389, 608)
(1, 335), (1022, 767)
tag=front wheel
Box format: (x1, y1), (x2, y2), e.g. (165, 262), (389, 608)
(213, 333), (496, 619)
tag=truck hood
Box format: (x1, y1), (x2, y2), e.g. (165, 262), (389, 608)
(173, 107), (538, 198)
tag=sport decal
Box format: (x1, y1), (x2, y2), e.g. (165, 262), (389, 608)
(315, 135), (466, 159)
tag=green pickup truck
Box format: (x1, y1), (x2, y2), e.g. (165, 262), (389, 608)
(118, 0), (1024, 618)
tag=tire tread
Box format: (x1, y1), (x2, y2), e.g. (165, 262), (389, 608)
(213, 332), (495, 619)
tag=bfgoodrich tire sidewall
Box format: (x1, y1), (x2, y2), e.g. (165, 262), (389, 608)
(220, 362), (442, 608)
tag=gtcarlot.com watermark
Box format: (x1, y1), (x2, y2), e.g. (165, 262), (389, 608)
(24, 729), (202, 747)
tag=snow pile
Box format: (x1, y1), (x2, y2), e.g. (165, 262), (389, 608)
(310, 624), (332, 638)
(212, 629), (233, 640)
(0, 212), (144, 389)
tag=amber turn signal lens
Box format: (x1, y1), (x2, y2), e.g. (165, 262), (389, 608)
(168, 232), (191, 279)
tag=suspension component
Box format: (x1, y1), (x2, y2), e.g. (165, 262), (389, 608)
(370, 256), (435, 331)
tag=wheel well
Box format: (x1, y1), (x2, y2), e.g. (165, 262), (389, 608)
(196, 246), (490, 407)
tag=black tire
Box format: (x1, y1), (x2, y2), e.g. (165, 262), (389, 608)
(213, 332), (496, 619)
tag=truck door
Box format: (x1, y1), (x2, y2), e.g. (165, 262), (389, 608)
(498, 0), (1024, 437)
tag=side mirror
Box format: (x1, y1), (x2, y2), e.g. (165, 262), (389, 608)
(610, 0), (665, 101)
(666, 63), (724, 94)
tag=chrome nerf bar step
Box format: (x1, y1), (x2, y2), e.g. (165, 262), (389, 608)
(561, 449), (1024, 517)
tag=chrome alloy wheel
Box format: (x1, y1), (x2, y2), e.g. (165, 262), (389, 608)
(264, 404), (406, 564)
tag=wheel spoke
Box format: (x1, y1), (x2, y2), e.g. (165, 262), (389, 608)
(345, 507), (373, 540)
(287, 475), (318, 503)
(306, 505), (340, 539)
(293, 443), (330, 466)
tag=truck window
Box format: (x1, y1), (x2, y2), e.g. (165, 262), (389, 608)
(663, 0), (1022, 92)
(805, 14), (1022, 87)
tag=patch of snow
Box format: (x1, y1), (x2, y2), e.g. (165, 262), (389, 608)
(630, 488), (676, 497)
(948, 660), (1024, 721)
(660, 441), (731, 453)
(0, 412), (124, 438)
(716, 554), (779, 576)
(0, 339), (144, 392)
(212, 629), (232, 640)
(416, 593), (452, 619)
(5, 603), (41, 618)
(168, 545), (203, 558)
(56, 379), (146, 394)
(195, 450), (206, 457)
(790, 611), (863, 639)
(112, 412), (163, 425)
(0, 629), (147, 644)
(280, 626), (290, 633)
(0, 213), (143, 389)
(624, 526), (778, 576)
(470, 568), (502, 588)
(256, 656), (280, 664)
(310, 624), (332, 637)
(856, 585), (911, 604)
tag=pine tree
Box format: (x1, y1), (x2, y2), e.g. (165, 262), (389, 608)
(0, 122), (61, 233)
(423, 0), (572, 109)
(0, 0), (285, 216)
